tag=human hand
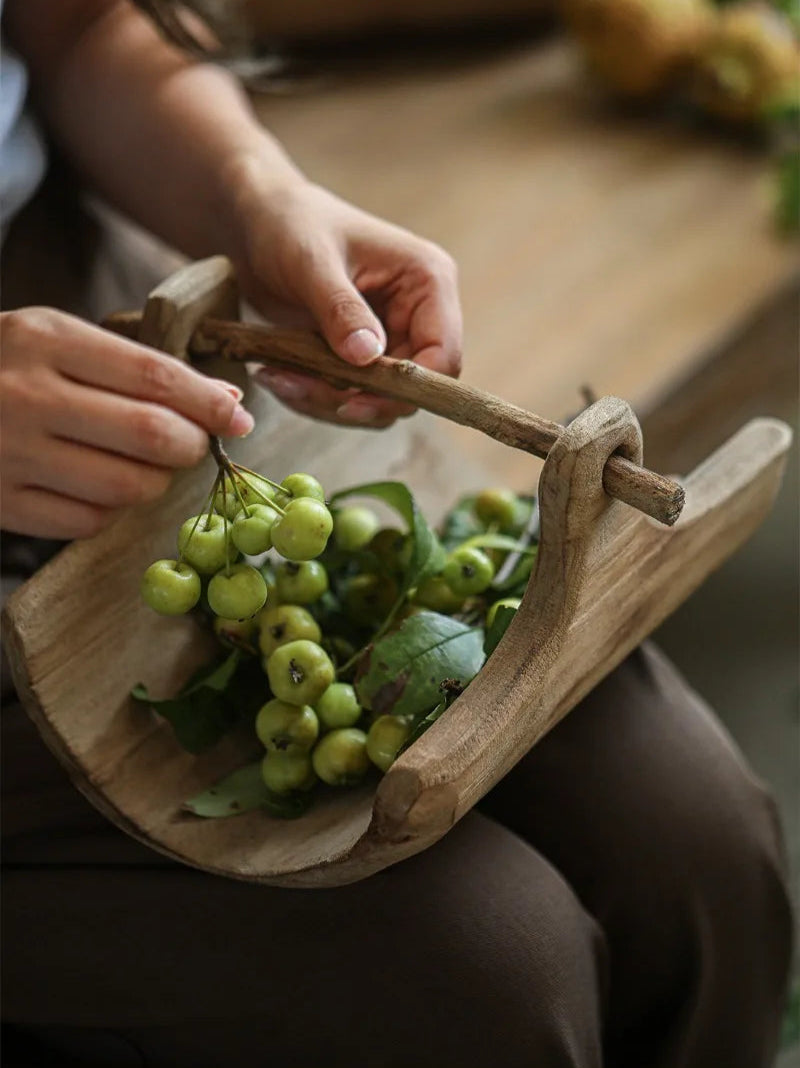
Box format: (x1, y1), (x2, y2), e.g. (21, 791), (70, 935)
(0, 307), (254, 539)
(225, 173), (463, 427)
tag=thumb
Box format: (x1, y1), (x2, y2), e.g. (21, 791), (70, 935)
(303, 252), (386, 366)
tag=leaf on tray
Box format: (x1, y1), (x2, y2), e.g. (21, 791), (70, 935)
(184, 761), (316, 820)
(183, 761), (269, 817)
(329, 481), (446, 593)
(355, 610), (485, 720)
(132, 649), (267, 754)
(400, 681), (464, 752)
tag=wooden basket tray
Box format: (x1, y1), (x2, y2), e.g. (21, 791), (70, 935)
(2, 258), (792, 887)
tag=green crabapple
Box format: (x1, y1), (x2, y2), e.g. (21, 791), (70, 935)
(206, 562), (267, 620)
(231, 502), (280, 556)
(366, 715), (412, 772)
(276, 472), (326, 506)
(255, 698), (319, 754)
(311, 728), (371, 786)
(412, 575), (464, 613)
(140, 559), (201, 615)
(332, 506), (380, 552)
(214, 473), (275, 519)
(474, 487), (520, 530)
(177, 513), (237, 575)
(270, 498), (333, 561)
(315, 682), (362, 730)
(344, 573), (399, 626)
(260, 751), (317, 794)
(258, 604), (322, 658)
(442, 546), (495, 597)
(274, 560), (329, 605)
(266, 639), (335, 707)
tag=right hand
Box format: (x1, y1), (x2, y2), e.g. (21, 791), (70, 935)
(0, 307), (254, 539)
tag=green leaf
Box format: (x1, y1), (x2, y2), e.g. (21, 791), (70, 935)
(492, 546), (538, 595)
(460, 533), (536, 555)
(355, 610), (485, 719)
(131, 649), (267, 754)
(400, 682), (464, 752)
(183, 762), (269, 817)
(439, 493), (483, 550)
(483, 604), (518, 658)
(131, 683), (237, 753)
(183, 761), (317, 820)
(330, 481), (446, 592)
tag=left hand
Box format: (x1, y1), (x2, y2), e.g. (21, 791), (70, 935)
(225, 174), (463, 428)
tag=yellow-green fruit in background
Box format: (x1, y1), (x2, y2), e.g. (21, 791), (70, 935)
(692, 2), (800, 122)
(333, 506), (381, 551)
(412, 575), (465, 614)
(562, 0), (715, 97)
(344, 573), (399, 626)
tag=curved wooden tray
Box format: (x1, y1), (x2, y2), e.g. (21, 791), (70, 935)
(2, 260), (792, 887)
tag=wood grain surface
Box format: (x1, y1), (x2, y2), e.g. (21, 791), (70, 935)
(251, 35), (799, 487)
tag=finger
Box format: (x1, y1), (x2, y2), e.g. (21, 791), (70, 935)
(257, 369), (415, 424)
(49, 377), (211, 469)
(383, 258), (463, 379)
(277, 394), (397, 430)
(294, 245), (386, 366)
(29, 438), (173, 510)
(53, 316), (254, 437)
(1, 486), (113, 540)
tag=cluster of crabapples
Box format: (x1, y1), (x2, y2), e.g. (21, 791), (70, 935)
(140, 471), (525, 796)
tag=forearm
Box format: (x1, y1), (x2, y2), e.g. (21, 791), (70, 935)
(6, 0), (303, 259)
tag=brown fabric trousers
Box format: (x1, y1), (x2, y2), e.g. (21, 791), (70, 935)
(1, 176), (794, 1068)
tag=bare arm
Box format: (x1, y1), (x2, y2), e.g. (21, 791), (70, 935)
(5, 0), (302, 259)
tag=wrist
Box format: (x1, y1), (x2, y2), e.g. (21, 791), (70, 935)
(215, 140), (308, 289)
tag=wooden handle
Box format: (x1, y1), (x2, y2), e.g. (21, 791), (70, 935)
(104, 311), (685, 526)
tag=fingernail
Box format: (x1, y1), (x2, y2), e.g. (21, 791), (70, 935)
(336, 399), (381, 423)
(212, 379), (244, 402)
(341, 329), (384, 366)
(259, 372), (307, 403)
(229, 404), (255, 437)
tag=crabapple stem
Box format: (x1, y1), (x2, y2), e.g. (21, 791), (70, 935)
(231, 463), (285, 495)
(178, 472), (221, 563)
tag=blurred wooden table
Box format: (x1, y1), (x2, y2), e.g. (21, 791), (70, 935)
(254, 34), (799, 486)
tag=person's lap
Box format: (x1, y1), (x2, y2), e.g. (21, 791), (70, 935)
(1, 643), (792, 1068)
